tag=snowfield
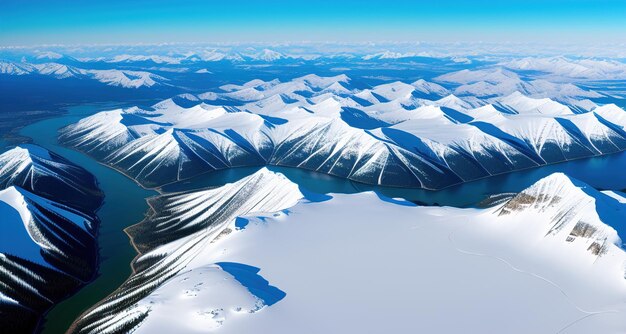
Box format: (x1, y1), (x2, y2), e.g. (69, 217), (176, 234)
(69, 170), (626, 334)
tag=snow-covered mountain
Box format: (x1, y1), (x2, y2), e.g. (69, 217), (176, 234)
(500, 56), (626, 80)
(59, 74), (626, 189)
(362, 51), (421, 60)
(66, 170), (626, 334)
(106, 54), (182, 64)
(86, 69), (167, 88)
(0, 145), (103, 333)
(0, 145), (103, 212)
(78, 47), (291, 64)
(411, 79), (449, 97)
(69, 169), (303, 334)
(435, 67), (603, 103)
(0, 61), (34, 75)
(35, 51), (64, 60)
(14, 43), (626, 66)
(90, 50), (287, 64)
(0, 187), (98, 333)
(0, 185), (98, 278)
(436, 67), (521, 85)
(0, 60), (168, 88)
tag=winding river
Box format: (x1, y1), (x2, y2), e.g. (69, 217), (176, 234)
(19, 104), (157, 334)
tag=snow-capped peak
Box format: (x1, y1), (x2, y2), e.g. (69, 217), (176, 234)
(498, 173), (623, 256)
(500, 56), (626, 80)
(0, 145), (51, 176)
(34, 63), (84, 79)
(0, 61), (33, 75)
(321, 81), (352, 95)
(593, 104), (626, 126)
(497, 91), (573, 116)
(0, 185), (95, 270)
(295, 74), (350, 89)
(88, 69), (167, 88)
(430, 94), (474, 110)
(411, 79), (449, 96)
(35, 51), (64, 60)
(362, 51), (418, 60)
(463, 104), (507, 122)
(253, 49), (286, 62)
(435, 67), (519, 84)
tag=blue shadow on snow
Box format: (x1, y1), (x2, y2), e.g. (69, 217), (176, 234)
(217, 262), (286, 306)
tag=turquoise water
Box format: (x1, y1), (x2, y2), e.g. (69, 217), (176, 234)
(19, 104), (157, 334)
(13, 102), (626, 333)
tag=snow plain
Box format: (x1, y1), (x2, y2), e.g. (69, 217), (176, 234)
(115, 171), (626, 334)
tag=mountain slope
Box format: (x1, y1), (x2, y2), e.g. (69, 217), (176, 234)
(497, 173), (623, 256)
(68, 169), (303, 334)
(59, 75), (626, 190)
(0, 186), (97, 279)
(0, 145), (103, 212)
(0, 60), (168, 88)
(67, 171), (626, 334)
(0, 145), (102, 334)
(0, 145), (103, 333)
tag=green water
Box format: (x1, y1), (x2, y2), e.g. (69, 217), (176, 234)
(19, 104), (157, 334)
(14, 102), (626, 334)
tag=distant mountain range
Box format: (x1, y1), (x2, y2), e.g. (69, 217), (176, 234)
(3, 51), (626, 95)
(0, 61), (169, 88)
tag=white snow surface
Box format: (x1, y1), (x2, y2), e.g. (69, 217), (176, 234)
(129, 171), (626, 334)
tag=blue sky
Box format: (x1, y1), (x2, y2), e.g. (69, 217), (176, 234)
(1, 0), (625, 46)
